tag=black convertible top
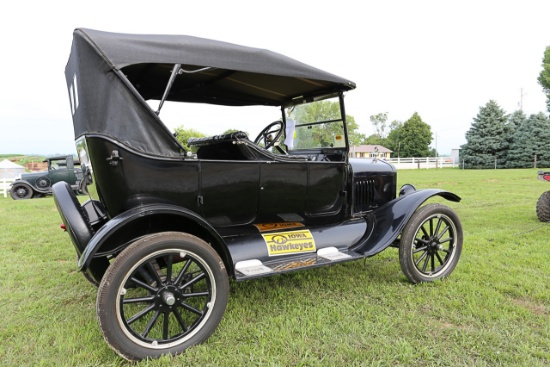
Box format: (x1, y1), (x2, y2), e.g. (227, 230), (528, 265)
(65, 28), (356, 156)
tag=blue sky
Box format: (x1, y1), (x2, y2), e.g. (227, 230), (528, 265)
(1, 0), (548, 156)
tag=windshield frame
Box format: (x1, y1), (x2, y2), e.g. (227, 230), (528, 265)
(282, 92), (349, 153)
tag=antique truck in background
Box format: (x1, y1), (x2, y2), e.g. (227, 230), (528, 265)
(10, 155), (83, 199)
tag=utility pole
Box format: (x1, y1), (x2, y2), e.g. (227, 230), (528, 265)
(519, 88), (527, 110)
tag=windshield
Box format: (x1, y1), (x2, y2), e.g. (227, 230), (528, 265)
(284, 96), (346, 151)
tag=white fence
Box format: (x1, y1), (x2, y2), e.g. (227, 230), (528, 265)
(385, 157), (458, 170)
(1, 178), (14, 198)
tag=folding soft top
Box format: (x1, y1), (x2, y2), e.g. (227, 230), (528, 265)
(65, 28), (356, 156)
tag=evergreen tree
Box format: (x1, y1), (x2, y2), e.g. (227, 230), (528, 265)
(507, 112), (550, 168)
(398, 112), (432, 157)
(461, 100), (510, 169)
(534, 112), (550, 167)
(507, 109), (525, 135)
(506, 110), (528, 168)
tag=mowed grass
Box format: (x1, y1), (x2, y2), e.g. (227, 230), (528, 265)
(0, 168), (549, 367)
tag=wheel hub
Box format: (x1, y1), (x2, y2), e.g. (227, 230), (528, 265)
(156, 285), (181, 309)
(428, 240), (440, 253)
(162, 291), (176, 306)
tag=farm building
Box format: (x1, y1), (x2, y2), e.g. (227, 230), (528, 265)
(350, 145), (392, 159)
(0, 159), (25, 179)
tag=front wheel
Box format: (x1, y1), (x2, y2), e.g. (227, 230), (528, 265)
(536, 190), (550, 222)
(399, 204), (463, 284)
(10, 183), (33, 200)
(97, 232), (229, 361)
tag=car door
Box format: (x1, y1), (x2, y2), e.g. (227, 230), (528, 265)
(258, 161), (308, 221)
(199, 161), (260, 227)
(48, 158), (76, 186)
(305, 162), (346, 217)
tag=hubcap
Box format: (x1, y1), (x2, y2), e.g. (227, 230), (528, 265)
(162, 291), (176, 306)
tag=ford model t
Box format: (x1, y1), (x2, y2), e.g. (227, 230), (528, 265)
(54, 28), (463, 360)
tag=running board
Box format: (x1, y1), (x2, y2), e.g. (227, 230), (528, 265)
(234, 247), (362, 281)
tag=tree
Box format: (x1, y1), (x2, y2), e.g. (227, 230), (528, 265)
(294, 100), (361, 147)
(537, 45), (550, 114)
(507, 112), (550, 168)
(507, 109), (526, 134)
(386, 120), (404, 157)
(460, 100), (511, 169)
(364, 134), (388, 146)
(174, 125), (205, 149)
(397, 113), (432, 157)
(369, 112), (388, 138)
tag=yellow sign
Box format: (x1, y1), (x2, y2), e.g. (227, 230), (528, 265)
(262, 230), (316, 256)
(254, 222), (305, 232)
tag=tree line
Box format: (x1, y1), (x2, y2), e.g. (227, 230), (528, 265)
(461, 45), (550, 169)
(460, 101), (550, 169)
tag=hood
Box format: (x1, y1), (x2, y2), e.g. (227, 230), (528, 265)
(349, 158), (396, 175)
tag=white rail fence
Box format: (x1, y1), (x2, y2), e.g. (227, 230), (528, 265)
(385, 157), (458, 170)
(1, 178), (14, 198)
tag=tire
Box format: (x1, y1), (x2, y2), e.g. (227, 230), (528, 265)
(36, 176), (51, 189)
(399, 204), (463, 284)
(97, 232), (229, 361)
(10, 183), (33, 200)
(536, 190), (550, 222)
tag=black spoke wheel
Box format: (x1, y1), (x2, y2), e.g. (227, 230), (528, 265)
(399, 204), (463, 283)
(10, 183), (33, 200)
(536, 190), (550, 222)
(97, 232), (229, 361)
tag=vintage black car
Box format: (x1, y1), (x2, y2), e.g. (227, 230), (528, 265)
(10, 155), (83, 199)
(53, 28), (464, 361)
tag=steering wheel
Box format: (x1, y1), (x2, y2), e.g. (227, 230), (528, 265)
(254, 120), (284, 150)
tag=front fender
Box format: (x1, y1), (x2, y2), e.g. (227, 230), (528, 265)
(78, 204), (228, 272)
(353, 189), (461, 256)
(11, 179), (53, 194)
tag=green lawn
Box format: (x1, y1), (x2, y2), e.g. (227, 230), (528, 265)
(0, 168), (548, 367)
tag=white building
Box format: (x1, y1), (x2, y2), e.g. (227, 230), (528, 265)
(0, 159), (25, 179)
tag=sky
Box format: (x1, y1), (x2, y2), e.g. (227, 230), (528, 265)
(1, 0), (549, 156)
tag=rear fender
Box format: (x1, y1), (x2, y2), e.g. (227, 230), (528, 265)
(78, 204), (231, 274)
(353, 188), (461, 256)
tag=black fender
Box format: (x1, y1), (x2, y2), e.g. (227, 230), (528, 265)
(353, 188), (461, 256)
(52, 182), (94, 254)
(12, 179), (52, 194)
(10, 180), (35, 190)
(78, 203), (232, 274)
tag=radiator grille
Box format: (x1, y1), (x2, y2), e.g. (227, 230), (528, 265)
(354, 179), (376, 212)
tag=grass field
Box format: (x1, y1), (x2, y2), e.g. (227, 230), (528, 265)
(0, 168), (548, 367)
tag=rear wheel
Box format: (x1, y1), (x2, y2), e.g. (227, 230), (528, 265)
(536, 191), (550, 222)
(399, 204), (463, 284)
(97, 232), (229, 361)
(10, 183), (33, 200)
